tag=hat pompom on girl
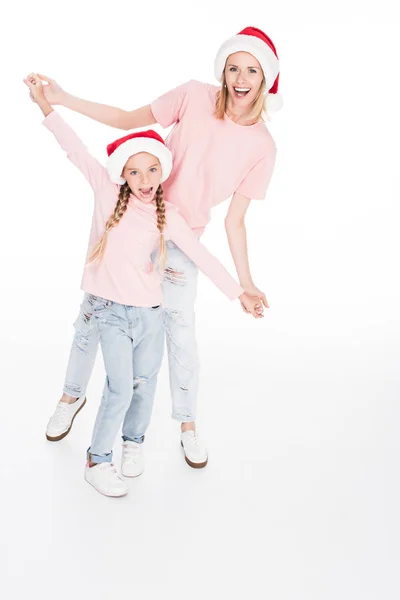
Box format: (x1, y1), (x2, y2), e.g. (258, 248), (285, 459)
(214, 26), (282, 116)
(105, 130), (173, 185)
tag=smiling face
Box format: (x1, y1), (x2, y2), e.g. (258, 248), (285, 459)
(224, 51), (264, 109)
(122, 152), (162, 203)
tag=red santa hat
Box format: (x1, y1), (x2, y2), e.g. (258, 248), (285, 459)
(214, 26), (282, 114)
(106, 130), (173, 185)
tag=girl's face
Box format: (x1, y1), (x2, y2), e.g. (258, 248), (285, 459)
(122, 152), (162, 203)
(224, 51), (264, 108)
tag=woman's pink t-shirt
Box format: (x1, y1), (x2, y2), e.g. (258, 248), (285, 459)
(151, 80), (277, 235)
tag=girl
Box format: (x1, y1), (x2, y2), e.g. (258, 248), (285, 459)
(39, 26), (281, 468)
(25, 74), (261, 497)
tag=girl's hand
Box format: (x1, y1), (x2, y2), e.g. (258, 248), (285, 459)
(23, 73), (53, 117)
(239, 292), (264, 319)
(241, 283), (269, 310)
(23, 73), (46, 102)
(37, 74), (65, 105)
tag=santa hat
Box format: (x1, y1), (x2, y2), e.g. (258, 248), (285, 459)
(106, 130), (173, 185)
(214, 26), (282, 114)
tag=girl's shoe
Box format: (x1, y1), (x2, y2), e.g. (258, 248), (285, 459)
(181, 431), (208, 468)
(121, 441), (144, 477)
(84, 463), (128, 497)
(46, 396), (86, 441)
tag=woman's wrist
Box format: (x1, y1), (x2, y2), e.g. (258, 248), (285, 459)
(239, 278), (254, 290)
(57, 89), (69, 107)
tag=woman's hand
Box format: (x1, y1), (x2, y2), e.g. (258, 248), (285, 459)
(36, 74), (65, 105)
(239, 292), (264, 319)
(23, 73), (53, 117)
(241, 284), (269, 310)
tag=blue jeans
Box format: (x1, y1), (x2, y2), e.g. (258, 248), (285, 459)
(80, 294), (164, 465)
(63, 242), (199, 423)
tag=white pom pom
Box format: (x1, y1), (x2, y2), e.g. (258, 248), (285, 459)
(265, 92), (283, 117)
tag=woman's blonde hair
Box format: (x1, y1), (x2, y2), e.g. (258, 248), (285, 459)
(214, 71), (267, 124)
(88, 183), (168, 270)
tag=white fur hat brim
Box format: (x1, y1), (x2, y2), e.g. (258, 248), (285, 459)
(214, 34), (280, 92)
(106, 138), (173, 185)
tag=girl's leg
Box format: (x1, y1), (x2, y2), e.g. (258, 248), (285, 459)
(121, 306), (165, 443)
(88, 301), (134, 463)
(121, 306), (165, 477)
(84, 300), (135, 497)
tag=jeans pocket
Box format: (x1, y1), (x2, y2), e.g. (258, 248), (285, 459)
(88, 294), (112, 312)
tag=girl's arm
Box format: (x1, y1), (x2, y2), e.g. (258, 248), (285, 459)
(168, 211), (263, 318)
(38, 74), (156, 131)
(24, 74), (112, 193)
(225, 192), (269, 309)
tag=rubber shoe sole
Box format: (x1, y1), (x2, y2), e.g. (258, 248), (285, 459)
(121, 467), (144, 478)
(181, 441), (208, 469)
(85, 477), (128, 498)
(46, 397), (87, 442)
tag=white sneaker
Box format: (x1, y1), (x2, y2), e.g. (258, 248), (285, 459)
(181, 430), (208, 468)
(46, 396), (86, 441)
(84, 463), (128, 497)
(121, 441), (144, 477)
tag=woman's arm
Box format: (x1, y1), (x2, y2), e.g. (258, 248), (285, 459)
(168, 211), (263, 318)
(225, 192), (269, 309)
(38, 74), (156, 130)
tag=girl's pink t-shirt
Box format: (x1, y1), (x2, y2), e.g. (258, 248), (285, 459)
(43, 111), (244, 307)
(151, 80), (277, 235)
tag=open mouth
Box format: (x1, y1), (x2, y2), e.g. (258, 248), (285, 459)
(233, 87), (251, 99)
(138, 187), (153, 199)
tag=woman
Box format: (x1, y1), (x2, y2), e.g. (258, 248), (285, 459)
(42, 26), (282, 469)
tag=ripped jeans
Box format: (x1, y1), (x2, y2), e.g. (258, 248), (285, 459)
(82, 294), (164, 464)
(63, 241), (199, 423)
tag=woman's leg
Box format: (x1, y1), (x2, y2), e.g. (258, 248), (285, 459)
(63, 294), (101, 401)
(46, 294), (100, 441)
(162, 242), (208, 468)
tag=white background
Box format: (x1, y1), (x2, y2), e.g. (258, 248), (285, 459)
(1, 1), (400, 598)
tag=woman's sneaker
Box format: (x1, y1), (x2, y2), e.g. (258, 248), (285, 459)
(84, 463), (128, 497)
(121, 441), (144, 477)
(46, 396), (86, 441)
(181, 430), (208, 468)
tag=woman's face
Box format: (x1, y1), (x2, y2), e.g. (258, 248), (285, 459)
(224, 51), (264, 108)
(122, 152), (162, 203)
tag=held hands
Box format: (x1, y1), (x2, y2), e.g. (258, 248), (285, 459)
(23, 73), (57, 117)
(239, 283), (269, 318)
(23, 73), (46, 102)
(239, 292), (265, 319)
(23, 73), (64, 105)
(37, 74), (64, 104)
(242, 284), (269, 309)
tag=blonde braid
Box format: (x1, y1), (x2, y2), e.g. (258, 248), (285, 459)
(154, 185), (167, 271)
(87, 182), (131, 264)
